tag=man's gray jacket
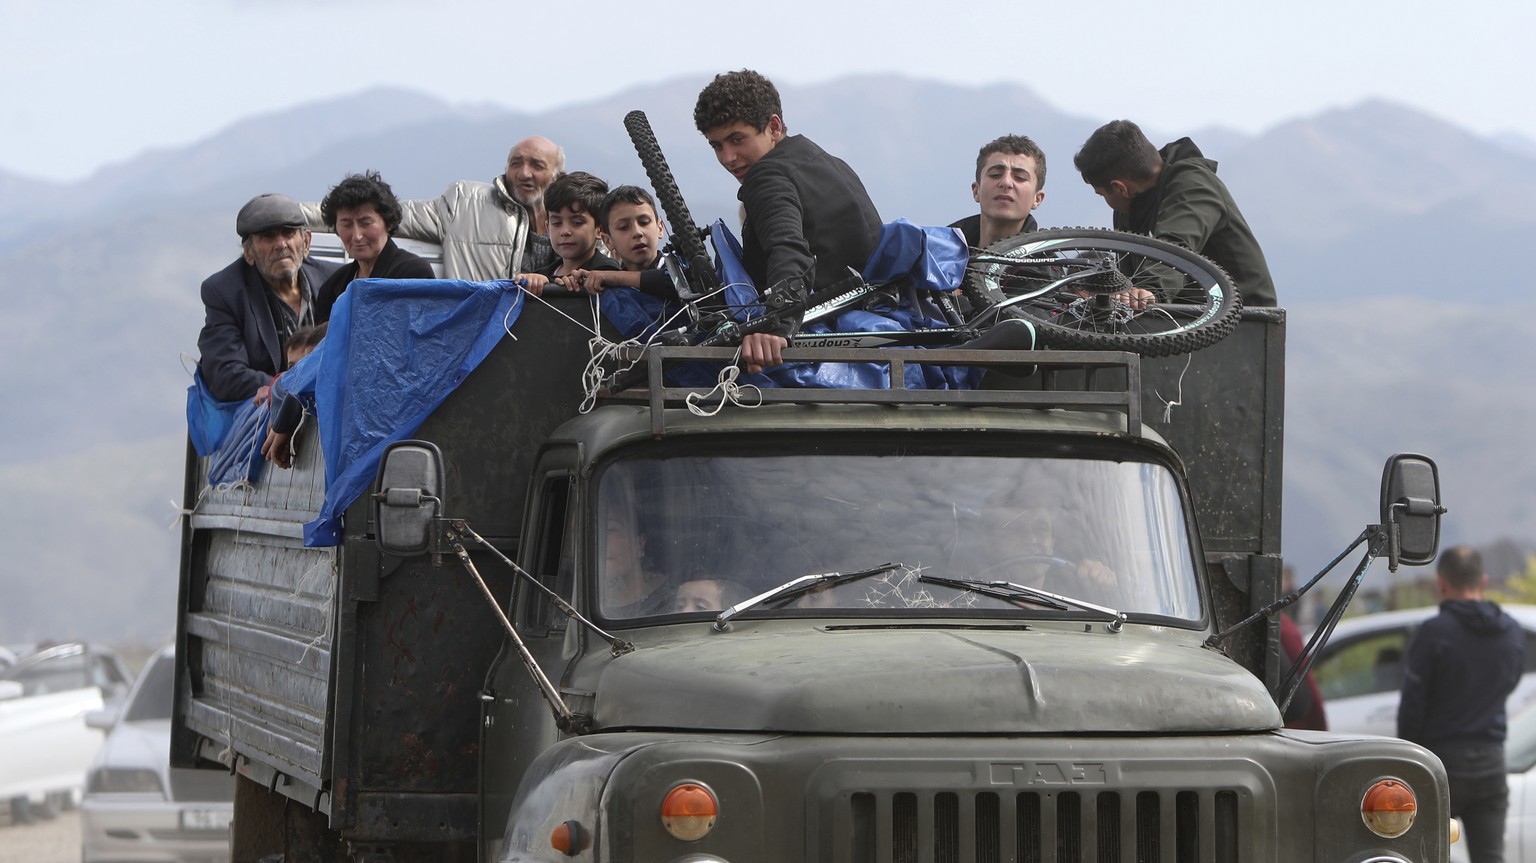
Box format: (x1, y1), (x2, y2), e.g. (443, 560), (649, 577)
(302, 176), (535, 281)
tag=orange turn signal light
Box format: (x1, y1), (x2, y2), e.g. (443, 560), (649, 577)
(550, 819), (585, 856)
(1361, 778), (1417, 838)
(660, 782), (719, 841)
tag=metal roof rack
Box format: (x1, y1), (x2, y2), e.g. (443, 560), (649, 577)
(603, 346), (1143, 437)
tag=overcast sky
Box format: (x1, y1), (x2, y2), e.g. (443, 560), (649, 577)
(2, 0), (1528, 182)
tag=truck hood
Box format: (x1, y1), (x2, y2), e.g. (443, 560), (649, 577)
(593, 625), (1281, 734)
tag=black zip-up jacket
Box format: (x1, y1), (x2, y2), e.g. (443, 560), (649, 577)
(1398, 599), (1526, 751)
(738, 134), (883, 337)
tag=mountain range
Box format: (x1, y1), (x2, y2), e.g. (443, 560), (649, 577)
(1, 74), (1531, 644)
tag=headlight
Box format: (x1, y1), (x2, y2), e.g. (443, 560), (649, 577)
(1360, 778), (1417, 838)
(88, 767), (164, 794)
(660, 782), (719, 841)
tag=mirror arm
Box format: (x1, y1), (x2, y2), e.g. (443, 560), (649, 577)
(445, 535), (592, 735)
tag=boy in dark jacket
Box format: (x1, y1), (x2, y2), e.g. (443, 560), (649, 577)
(515, 171), (620, 296)
(693, 69), (884, 373)
(1399, 545), (1526, 863)
(1073, 119), (1276, 307)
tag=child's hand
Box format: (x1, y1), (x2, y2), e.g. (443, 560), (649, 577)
(261, 428), (296, 469)
(515, 273), (549, 296)
(549, 272), (587, 293)
(567, 268), (614, 295)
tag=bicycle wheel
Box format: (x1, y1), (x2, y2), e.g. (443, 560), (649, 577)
(963, 228), (1242, 356)
(624, 110), (710, 267)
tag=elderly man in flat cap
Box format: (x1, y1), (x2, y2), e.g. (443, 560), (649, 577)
(197, 193), (339, 403)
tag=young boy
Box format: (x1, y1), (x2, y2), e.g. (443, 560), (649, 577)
(261, 322), (328, 469)
(514, 171), (620, 295)
(571, 185), (675, 299)
(693, 69), (884, 373)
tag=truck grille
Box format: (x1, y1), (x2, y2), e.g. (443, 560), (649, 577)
(842, 788), (1241, 863)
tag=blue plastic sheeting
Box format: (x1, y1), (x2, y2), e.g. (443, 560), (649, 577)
(704, 219), (980, 390)
(205, 399), (269, 487)
(297, 278), (525, 546)
(186, 368), (246, 457)
(186, 367), (269, 487)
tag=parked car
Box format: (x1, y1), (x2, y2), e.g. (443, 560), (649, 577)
(1311, 605), (1536, 737)
(0, 642), (130, 822)
(81, 644), (234, 862)
(1438, 703), (1536, 862)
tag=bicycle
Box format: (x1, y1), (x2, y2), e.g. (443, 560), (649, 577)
(609, 110), (1243, 390)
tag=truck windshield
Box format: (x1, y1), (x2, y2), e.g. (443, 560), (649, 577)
(595, 450), (1201, 623)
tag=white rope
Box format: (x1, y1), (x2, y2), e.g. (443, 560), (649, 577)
(1156, 351), (1195, 424)
(685, 351), (765, 416)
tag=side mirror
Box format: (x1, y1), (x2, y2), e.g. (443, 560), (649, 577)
(0, 680), (21, 700)
(85, 705), (120, 730)
(1380, 453), (1445, 567)
(374, 440), (446, 557)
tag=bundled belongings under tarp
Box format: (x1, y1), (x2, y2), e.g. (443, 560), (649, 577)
(595, 219), (983, 390)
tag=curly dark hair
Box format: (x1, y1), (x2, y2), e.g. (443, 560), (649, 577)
(543, 171), (609, 216)
(975, 134), (1048, 189)
(694, 69), (783, 135)
(319, 170), (404, 233)
(1073, 120), (1162, 188)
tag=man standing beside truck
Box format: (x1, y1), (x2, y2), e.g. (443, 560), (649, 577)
(1399, 545), (1526, 863)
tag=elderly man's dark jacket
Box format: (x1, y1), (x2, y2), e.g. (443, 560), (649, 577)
(197, 256), (337, 401)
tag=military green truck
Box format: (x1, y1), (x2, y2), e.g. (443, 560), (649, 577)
(174, 274), (1452, 862)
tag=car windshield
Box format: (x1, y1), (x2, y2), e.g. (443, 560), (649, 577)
(594, 449), (1201, 623)
(123, 653), (174, 723)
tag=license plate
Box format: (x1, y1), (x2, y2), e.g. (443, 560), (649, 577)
(180, 808), (232, 831)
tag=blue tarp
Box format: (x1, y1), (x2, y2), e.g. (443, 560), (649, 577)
(275, 277), (525, 546)
(187, 368), (268, 487)
(186, 368), (245, 457)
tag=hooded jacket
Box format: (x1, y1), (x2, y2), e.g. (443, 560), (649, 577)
(1398, 599), (1526, 752)
(1118, 138), (1277, 307)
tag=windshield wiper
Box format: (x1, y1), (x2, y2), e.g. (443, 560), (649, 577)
(713, 563), (902, 631)
(918, 574), (1127, 633)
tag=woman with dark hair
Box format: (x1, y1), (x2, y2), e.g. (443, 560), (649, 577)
(314, 170), (434, 322)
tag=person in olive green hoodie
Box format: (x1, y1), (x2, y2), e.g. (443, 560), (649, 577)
(1074, 119), (1276, 307)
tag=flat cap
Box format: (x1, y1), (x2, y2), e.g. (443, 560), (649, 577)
(236, 193), (305, 238)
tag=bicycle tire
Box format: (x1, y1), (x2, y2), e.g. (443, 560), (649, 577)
(963, 228), (1242, 357)
(624, 110), (709, 267)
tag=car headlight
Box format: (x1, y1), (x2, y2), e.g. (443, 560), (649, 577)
(88, 767), (164, 794)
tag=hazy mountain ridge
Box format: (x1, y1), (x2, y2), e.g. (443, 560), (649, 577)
(1, 75), (1530, 643)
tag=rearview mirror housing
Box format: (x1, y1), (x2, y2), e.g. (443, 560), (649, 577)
(374, 440), (446, 557)
(1380, 453), (1444, 567)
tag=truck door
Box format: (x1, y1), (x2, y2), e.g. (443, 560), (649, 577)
(478, 446), (579, 857)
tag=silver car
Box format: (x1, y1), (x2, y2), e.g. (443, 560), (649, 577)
(1311, 604), (1536, 737)
(81, 645), (233, 863)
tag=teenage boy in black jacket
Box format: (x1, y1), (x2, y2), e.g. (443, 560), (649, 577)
(693, 69), (884, 374)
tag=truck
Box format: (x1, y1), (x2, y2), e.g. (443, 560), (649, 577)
(173, 268), (1453, 861)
